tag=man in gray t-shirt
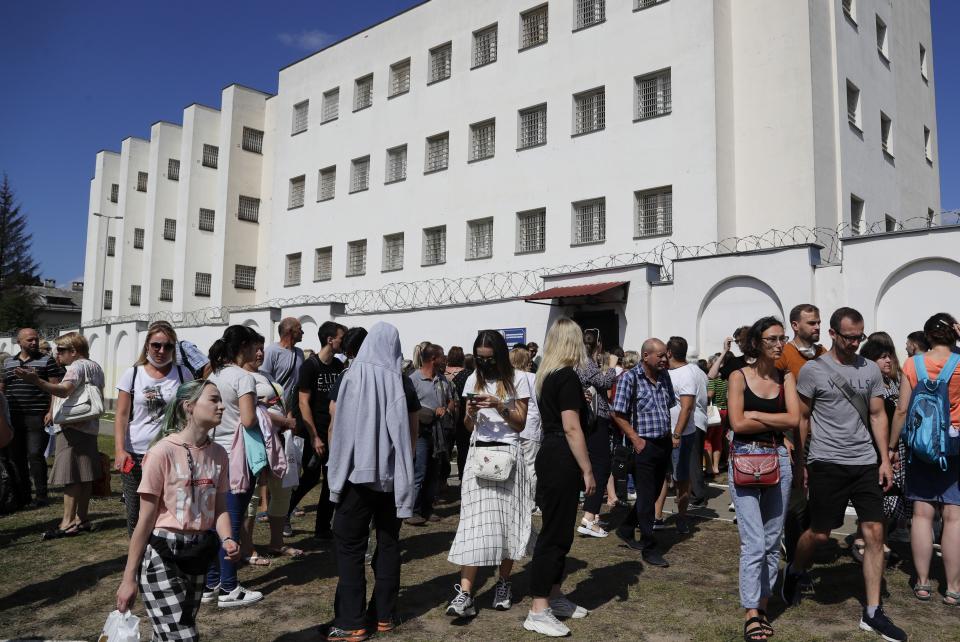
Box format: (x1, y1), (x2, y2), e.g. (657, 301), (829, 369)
(259, 318), (304, 407)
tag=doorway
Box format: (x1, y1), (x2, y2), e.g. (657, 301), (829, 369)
(573, 310), (620, 350)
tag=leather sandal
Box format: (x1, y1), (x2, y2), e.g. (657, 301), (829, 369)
(913, 582), (932, 601)
(743, 616), (767, 641)
(757, 609), (774, 637)
(944, 591), (960, 607)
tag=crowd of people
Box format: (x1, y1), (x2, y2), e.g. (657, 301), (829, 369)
(0, 303), (958, 642)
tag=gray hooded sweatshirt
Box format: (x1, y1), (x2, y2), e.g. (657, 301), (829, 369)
(327, 322), (416, 518)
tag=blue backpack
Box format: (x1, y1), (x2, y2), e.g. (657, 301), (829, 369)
(904, 353), (960, 471)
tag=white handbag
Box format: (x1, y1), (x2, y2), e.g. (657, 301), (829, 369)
(468, 431), (515, 482)
(53, 382), (104, 425)
(706, 404), (723, 427)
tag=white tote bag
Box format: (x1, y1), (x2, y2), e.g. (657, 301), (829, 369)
(281, 435), (304, 489)
(53, 382), (104, 425)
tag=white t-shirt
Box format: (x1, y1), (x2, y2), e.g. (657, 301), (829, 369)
(518, 371), (541, 442)
(208, 364), (257, 451)
(463, 370), (531, 444)
(117, 364), (192, 454)
(668, 363), (709, 436)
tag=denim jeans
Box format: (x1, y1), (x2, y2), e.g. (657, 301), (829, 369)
(412, 432), (437, 518)
(728, 444), (792, 609)
(206, 482), (255, 592)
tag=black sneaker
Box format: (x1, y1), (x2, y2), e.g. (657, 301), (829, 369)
(615, 526), (644, 551)
(798, 571), (814, 593)
(859, 605), (907, 642)
(780, 564), (802, 606)
(642, 550), (669, 568)
(676, 516), (691, 535)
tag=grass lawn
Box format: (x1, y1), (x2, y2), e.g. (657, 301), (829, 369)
(1, 435), (958, 641)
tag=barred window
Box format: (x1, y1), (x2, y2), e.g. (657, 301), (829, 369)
(574, 88), (605, 134)
(880, 112), (893, 156)
(885, 214), (896, 232)
(167, 159), (179, 181)
(842, 0), (855, 23)
(195, 272), (212, 297)
(520, 5), (548, 50)
(470, 119), (496, 161)
(429, 43), (452, 83)
(635, 0), (667, 9)
(321, 88), (339, 123)
(133, 227), (144, 249)
(635, 69), (671, 120)
(103, 289), (113, 310)
(137, 171), (149, 192)
(107, 236), (116, 256)
(285, 252), (302, 286)
(382, 233), (404, 272)
(199, 208), (215, 232)
(350, 156), (370, 193)
(634, 187), (672, 237)
(924, 126), (932, 162)
(389, 59), (411, 97)
(425, 132), (449, 172)
(347, 240), (367, 277)
(202, 144), (219, 169)
(238, 195), (260, 222)
(920, 44), (928, 80)
(130, 285), (141, 307)
(467, 218), (494, 260)
(242, 127), (264, 154)
(110, 183), (119, 203)
(159, 278), (174, 302)
(354, 74), (373, 111)
(572, 198), (606, 245)
(575, 0), (605, 30)
(234, 265), (256, 290)
(518, 104), (547, 149)
(850, 195), (865, 235)
(422, 226), (447, 266)
(289, 175), (306, 209)
(318, 166), (336, 201)
(163, 218), (176, 241)
(517, 208), (546, 254)
(292, 100), (309, 134)
(386, 145), (407, 183)
(473, 24), (498, 68)
(876, 16), (888, 58)
(846, 80), (861, 129)
(315, 247), (333, 281)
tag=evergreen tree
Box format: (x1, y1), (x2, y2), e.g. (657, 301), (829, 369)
(0, 174), (39, 330)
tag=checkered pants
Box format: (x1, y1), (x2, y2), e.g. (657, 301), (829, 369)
(139, 529), (205, 641)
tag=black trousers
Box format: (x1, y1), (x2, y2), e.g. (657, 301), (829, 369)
(455, 422), (470, 481)
(333, 482), (402, 630)
(288, 444), (334, 535)
(121, 453), (145, 535)
(8, 413), (48, 504)
(530, 434), (581, 597)
(688, 429), (707, 503)
(783, 481), (809, 563)
(582, 417), (611, 515)
(620, 434), (672, 550)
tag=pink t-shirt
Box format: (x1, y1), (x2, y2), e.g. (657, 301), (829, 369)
(138, 436), (229, 532)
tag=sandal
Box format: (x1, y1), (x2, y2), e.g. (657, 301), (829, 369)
(74, 521), (94, 533)
(244, 554), (271, 566)
(265, 545), (304, 559)
(577, 517), (609, 538)
(743, 616), (767, 641)
(255, 511), (269, 523)
(913, 582), (932, 601)
(851, 540), (865, 563)
(41, 525), (80, 541)
(945, 591), (960, 607)
(757, 610), (774, 637)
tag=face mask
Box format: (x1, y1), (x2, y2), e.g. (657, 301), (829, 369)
(147, 354), (174, 367)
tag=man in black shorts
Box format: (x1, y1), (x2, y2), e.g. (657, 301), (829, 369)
(782, 307), (905, 642)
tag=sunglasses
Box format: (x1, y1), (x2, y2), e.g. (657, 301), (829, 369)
(475, 356), (496, 366)
(150, 342), (175, 351)
(55, 347), (71, 353)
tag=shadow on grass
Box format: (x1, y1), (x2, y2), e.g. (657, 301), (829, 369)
(0, 554), (126, 612)
(567, 558), (643, 610)
(0, 511), (126, 546)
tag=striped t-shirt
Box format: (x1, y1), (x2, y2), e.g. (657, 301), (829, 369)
(1, 354), (65, 415)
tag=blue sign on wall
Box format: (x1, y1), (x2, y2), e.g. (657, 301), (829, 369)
(498, 327), (527, 348)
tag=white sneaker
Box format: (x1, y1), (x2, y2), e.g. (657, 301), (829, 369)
(446, 584), (476, 617)
(549, 595), (589, 619)
(627, 491), (637, 501)
(524, 608), (571, 637)
(728, 501), (736, 512)
(201, 583), (220, 604)
(493, 577), (513, 610)
(217, 584), (264, 608)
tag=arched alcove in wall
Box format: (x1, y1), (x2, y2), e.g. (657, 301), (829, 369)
(113, 331), (135, 390)
(87, 333), (102, 365)
(697, 276), (784, 357)
(298, 315), (319, 352)
(241, 319), (260, 331)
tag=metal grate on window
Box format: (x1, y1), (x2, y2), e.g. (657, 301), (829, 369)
(350, 157), (370, 192)
(519, 104), (547, 149)
(846, 82), (860, 128)
(234, 265), (256, 290)
(199, 208), (215, 232)
(520, 5), (548, 49)
(110, 183), (119, 203)
(467, 218), (493, 260)
(347, 240), (367, 276)
(470, 120), (496, 161)
(575, 0), (605, 30)
(517, 209), (546, 253)
(423, 226), (447, 266)
(103, 289), (113, 310)
(635, 187), (672, 237)
(167, 159), (179, 181)
(292, 100), (309, 134)
(315, 247), (333, 281)
(202, 144), (219, 169)
(880, 113), (892, 155)
(354, 75), (373, 111)
(842, 0), (855, 21)
(319, 166), (336, 201)
(635, 70), (671, 120)
(920, 44), (928, 79)
(321, 89), (339, 123)
(133, 227), (144, 249)
(429, 43), (452, 83)
(289, 175), (305, 209)
(195, 272), (211, 297)
(383, 233), (404, 271)
(107, 236), (116, 256)
(238, 195), (260, 222)
(242, 127), (264, 154)
(425, 133), (449, 172)
(473, 25), (498, 68)
(160, 278), (174, 302)
(924, 126), (932, 161)
(850, 195), (865, 236)
(574, 88), (605, 134)
(163, 218), (176, 241)
(390, 60), (411, 97)
(884, 215), (897, 232)
(137, 171), (149, 192)
(386, 146), (407, 183)
(635, 0), (667, 9)
(285, 253), (302, 286)
(573, 198), (606, 245)
(130, 285), (141, 307)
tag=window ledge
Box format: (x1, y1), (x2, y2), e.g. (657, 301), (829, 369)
(314, 278), (332, 283)
(287, 204), (304, 211)
(320, 117), (338, 126)
(882, 150), (895, 163)
(424, 166), (449, 175)
(518, 40), (548, 53)
(517, 141), (547, 152)
(291, 128), (308, 137)
(468, 155), (494, 164)
(471, 59), (497, 71)
(283, 283), (300, 288)
(634, 1), (668, 13)
(381, 267), (403, 273)
(571, 128), (604, 139)
(427, 76), (451, 86)
(633, 111), (672, 124)
(926, 158), (934, 167)
(878, 50), (890, 66)
(387, 90), (410, 100)
(515, 248), (545, 256)
(848, 121), (864, 137)
(349, 187), (370, 194)
(346, 272), (366, 278)
(634, 231), (672, 241)
(421, 261), (446, 267)
(572, 20), (606, 34)
(318, 196), (335, 203)
(353, 104), (372, 114)
(385, 177), (407, 186)
(571, 239), (606, 247)
(465, 255), (492, 261)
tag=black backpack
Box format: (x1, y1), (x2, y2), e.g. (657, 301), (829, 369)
(0, 457), (20, 515)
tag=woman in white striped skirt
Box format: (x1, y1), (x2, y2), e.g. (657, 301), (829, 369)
(116, 380), (239, 641)
(446, 330), (531, 619)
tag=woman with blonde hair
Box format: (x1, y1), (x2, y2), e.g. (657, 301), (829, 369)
(510, 346), (542, 498)
(114, 321), (193, 535)
(524, 318), (596, 637)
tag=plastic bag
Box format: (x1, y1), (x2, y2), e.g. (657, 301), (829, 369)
(99, 609), (140, 642)
(282, 435), (304, 489)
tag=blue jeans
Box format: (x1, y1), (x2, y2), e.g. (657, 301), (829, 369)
(412, 433), (437, 518)
(728, 444), (792, 609)
(206, 483), (255, 592)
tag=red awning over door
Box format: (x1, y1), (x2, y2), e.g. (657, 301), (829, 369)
(523, 281), (628, 302)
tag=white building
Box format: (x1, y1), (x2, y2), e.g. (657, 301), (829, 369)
(48, 0), (956, 398)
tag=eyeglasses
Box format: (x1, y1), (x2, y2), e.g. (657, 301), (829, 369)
(150, 342), (175, 351)
(475, 356), (496, 366)
(836, 331), (867, 343)
(761, 336), (789, 345)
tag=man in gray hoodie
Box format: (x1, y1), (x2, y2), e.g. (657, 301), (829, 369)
(325, 322), (420, 641)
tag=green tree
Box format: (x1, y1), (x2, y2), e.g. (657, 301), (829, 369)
(0, 174), (40, 331)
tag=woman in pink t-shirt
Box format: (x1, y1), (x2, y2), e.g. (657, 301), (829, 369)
(116, 380), (238, 641)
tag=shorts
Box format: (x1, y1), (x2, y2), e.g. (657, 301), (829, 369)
(807, 461), (884, 532)
(670, 433), (696, 482)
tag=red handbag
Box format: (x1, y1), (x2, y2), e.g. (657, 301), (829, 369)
(731, 452), (780, 487)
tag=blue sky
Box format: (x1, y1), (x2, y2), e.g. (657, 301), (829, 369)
(1, 0), (957, 286)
